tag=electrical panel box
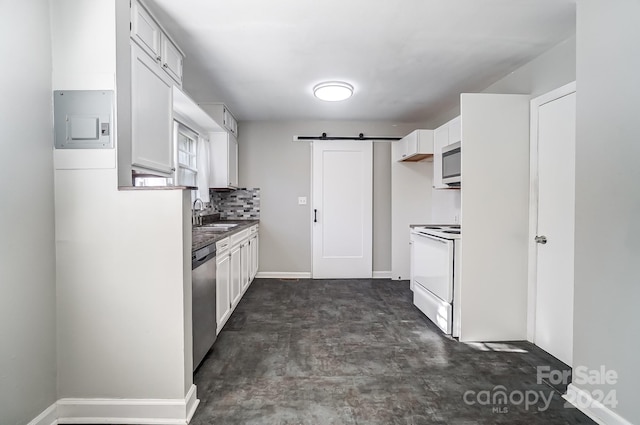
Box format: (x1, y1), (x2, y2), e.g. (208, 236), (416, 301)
(54, 90), (114, 149)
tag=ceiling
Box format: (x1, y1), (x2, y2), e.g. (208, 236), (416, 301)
(147, 0), (576, 123)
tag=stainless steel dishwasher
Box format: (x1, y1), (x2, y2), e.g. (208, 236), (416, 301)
(192, 243), (217, 371)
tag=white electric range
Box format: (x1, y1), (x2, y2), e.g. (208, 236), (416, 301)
(410, 224), (461, 337)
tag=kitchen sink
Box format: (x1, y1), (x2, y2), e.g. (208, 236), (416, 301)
(193, 227), (227, 233)
(194, 223), (239, 231)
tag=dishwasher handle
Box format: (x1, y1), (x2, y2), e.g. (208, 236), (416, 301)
(192, 245), (217, 269)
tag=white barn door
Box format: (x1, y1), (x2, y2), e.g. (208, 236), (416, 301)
(312, 141), (372, 278)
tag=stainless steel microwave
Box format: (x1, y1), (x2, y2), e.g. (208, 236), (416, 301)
(442, 141), (461, 185)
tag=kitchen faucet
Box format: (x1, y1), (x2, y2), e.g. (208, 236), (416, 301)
(192, 198), (205, 226)
(193, 198), (205, 211)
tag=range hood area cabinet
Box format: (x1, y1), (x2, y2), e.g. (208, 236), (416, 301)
(394, 129), (434, 162)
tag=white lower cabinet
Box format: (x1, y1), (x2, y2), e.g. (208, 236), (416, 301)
(249, 233), (259, 280)
(215, 226), (260, 334)
(230, 244), (242, 308)
(216, 240), (231, 334)
(240, 241), (250, 293)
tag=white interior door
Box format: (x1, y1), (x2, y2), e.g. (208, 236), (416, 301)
(532, 86), (576, 366)
(312, 141), (373, 278)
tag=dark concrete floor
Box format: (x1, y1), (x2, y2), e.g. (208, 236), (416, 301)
(191, 279), (595, 425)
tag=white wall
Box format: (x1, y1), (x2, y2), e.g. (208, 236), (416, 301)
(458, 94), (531, 342)
(238, 121), (425, 275)
(573, 1), (640, 423)
(426, 35), (576, 128)
(55, 177), (192, 400)
(51, 0), (194, 416)
(0, 1), (58, 424)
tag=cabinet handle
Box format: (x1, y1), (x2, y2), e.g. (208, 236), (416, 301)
(314, 209), (318, 223)
(156, 56), (161, 62)
(163, 63), (168, 68)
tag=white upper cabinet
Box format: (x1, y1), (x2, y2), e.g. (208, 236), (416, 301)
(394, 129), (434, 162)
(161, 34), (183, 84)
(433, 125), (448, 189)
(130, 0), (183, 86)
(201, 103), (240, 189)
(131, 43), (174, 175)
(131, 0), (161, 60)
(200, 103), (238, 137)
(433, 116), (461, 189)
(448, 116), (462, 145)
(208, 131), (238, 189)
(224, 108), (238, 137)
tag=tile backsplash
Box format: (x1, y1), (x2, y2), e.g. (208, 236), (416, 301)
(211, 188), (260, 220)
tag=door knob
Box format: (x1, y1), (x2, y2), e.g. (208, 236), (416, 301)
(535, 235), (547, 244)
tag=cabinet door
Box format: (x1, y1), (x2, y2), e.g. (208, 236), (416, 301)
(230, 245), (242, 308)
(221, 107), (238, 136)
(394, 136), (409, 161)
(240, 242), (250, 292)
(228, 134), (239, 187)
(250, 234), (259, 280)
(161, 34), (183, 85)
(131, 1), (161, 61)
(216, 252), (231, 334)
(131, 44), (173, 175)
(404, 131), (419, 157)
(448, 116), (461, 145)
(433, 125), (448, 189)
(209, 132), (238, 189)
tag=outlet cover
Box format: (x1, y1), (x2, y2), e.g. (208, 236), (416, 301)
(298, 197), (307, 205)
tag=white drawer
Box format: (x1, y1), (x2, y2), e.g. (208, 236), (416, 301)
(413, 282), (452, 335)
(231, 228), (249, 246)
(215, 237), (230, 253)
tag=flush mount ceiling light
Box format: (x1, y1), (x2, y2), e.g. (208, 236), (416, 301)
(313, 81), (354, 102)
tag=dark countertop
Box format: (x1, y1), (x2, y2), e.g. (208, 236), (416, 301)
(192, 219), (260, 252)
(119, 186), (197, 191)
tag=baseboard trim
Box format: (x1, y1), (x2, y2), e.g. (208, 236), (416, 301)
(564, 384), (633, 425)
(28, 403), (58, 425)
(57, 384), (199, 425)
(256, 272), (312, 279)
(185, 384), (200, 423)
(256, 272), (393, 280)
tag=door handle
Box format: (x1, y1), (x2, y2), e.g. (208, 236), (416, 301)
(314, 209), (318, 223)
(535, 235), (547, 244)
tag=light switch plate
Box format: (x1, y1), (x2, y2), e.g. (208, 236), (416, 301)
(298, 197), (307, 205)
